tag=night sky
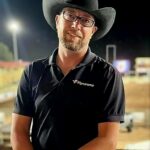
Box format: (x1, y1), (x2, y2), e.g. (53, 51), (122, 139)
(0, 0), (149, 68)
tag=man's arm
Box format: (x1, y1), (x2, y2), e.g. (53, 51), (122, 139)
(11, 113), (33, 150)
(79, 122), (120, 150)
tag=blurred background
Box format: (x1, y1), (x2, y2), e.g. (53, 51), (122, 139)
(0, 0), (149, 149)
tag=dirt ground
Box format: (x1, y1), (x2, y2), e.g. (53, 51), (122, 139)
(117, 81), (150, 149)
(117, 126), (150, 149)
(124, 82), (150, 111)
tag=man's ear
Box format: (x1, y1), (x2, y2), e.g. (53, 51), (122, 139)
(55, 15), (59, 27)
(92, 26), (98, 35)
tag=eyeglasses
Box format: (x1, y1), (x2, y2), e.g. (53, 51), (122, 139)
(62, 11), (95, 27)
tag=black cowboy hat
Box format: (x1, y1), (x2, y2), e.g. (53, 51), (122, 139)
(42, 0), (116, 40)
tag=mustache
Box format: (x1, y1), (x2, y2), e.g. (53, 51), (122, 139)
(67, 30), (83, 38)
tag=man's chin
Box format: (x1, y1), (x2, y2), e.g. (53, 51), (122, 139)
(61, 36), (83, 51)
(64, 42), (82, 51)
(66, 37), (80, 44)
(65, 39), (80, 46)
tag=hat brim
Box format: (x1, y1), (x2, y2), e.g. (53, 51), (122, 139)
(42, 0), (116, 40)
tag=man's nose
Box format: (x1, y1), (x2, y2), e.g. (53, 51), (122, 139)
(71, 19), (82, 29)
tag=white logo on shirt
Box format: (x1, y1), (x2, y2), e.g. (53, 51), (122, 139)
(72, 80), (95, 87)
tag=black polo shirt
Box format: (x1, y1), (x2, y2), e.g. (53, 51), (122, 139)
(14, 48), (125, 150)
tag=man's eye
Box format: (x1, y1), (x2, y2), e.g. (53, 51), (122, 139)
(68, 14), (75, 19)
(82, 18), (90, 23)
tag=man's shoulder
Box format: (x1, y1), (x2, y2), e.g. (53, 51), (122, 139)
(91, 55), (122, 80)
(24, 57), (49, 76)
(31, 57), (49, 67)
(25, 57), (49, 71)
(94, 55), (115, 72)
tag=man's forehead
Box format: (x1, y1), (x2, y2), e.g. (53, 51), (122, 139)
(62, 7), (94, 18)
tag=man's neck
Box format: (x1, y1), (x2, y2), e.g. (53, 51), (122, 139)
(56, 45), (88, 75)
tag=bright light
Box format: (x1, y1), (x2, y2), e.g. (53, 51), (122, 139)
(113, 60), (131, 73)
(6, 19), (22, 61)
(7, 20), (21, 32)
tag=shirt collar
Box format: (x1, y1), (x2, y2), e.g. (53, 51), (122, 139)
(49, 48), (58, 65)
(48, 47), (96, 67)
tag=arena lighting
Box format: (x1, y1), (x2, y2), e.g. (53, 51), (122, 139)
(7, 20), (21, 61)
(8, 20), (21, 32)
(113, 60), (131, 73)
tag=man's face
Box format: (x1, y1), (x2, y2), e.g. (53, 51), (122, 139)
(55, 7), (97, 52)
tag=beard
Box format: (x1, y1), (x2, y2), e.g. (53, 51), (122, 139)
(59, 30), (86, 52)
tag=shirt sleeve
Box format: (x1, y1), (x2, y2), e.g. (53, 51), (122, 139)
(97, 65), (125, 123)
(13, 64), (34, 117)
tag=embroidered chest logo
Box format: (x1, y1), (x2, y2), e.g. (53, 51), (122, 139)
(72, 80), (95, 87)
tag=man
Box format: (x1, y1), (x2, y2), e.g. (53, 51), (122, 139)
(11, 0), (125, 150)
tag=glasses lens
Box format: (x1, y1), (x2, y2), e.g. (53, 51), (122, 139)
(63, 11), (76, 22)
(80, 17), (94, 27)
(63, 11), (94, 27)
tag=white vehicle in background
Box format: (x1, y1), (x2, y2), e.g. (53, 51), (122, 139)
(121, 112), (134, 132)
